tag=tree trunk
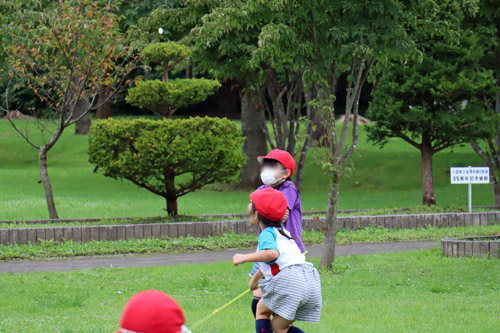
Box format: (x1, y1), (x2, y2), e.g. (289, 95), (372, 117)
(39, 148), (59, 219)
(421, 140), (436, 206)
(295, 135), (311, 190)
(166, 198), (178, 216)
(74, 96), (91, 135)
(165, 173), (178, 216)
(319, 173), (341, 269)
(295, 138), (309, 190)
(163, 64), (169, 83)
(496, 89), (500, 115)
(295, 96), (316, 189)
(310, 110), (326, 147)
(95, 85), (112, 119)
(216, 81), (239, 116)
(239, 91), (268, 189)
(162, 105), (171, 118)
(492, 181), (500, 207)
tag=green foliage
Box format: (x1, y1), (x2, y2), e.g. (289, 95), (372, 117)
(189, 3), (262, 85)
(126, 78), (220, 117)
(126, 40), (220, 117)
(367, 0), (496, 151)
(142, 41), (190, 68)
(472, 0), (500, 79)
(4, 0), (133, 111)
(87, 117), (245, 215)
(126, 1), (212, 49)
(238, 0), (418, 88)
(116, 0), (184, 31)
(189, 1), (308, 153)
(465, 0), (500, 183)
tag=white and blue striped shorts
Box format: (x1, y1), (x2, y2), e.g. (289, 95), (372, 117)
(261, 264), (322, 323)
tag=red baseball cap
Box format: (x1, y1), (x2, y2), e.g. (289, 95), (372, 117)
(249, 187), (287, 222)
(116, 290), (189, 333)
(257, 149), (296, 177)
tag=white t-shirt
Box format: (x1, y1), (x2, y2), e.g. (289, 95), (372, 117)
(257, 227), (311, 280)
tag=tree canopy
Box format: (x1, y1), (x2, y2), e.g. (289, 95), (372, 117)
(367, 0), (496, 205)
(126, 41), (220, 118)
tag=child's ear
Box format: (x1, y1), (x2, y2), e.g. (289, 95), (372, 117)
(247, 202), (253, 214)
(284, 169), (291, 178)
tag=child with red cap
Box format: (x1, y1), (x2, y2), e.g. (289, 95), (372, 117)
(233, 188), (322, 333)
(115, 290), (191, 333)
(250, 149), (306, 317)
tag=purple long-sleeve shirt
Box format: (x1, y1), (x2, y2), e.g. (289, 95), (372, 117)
(257, 180), (305, 253)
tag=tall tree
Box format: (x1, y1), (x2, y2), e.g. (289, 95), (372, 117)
(250, 0), (419, 268)
(469, 0), (500, 205)
(1, 0), (136, 218)
(367, 0), (496, 206)
(190, 1), (316, 187)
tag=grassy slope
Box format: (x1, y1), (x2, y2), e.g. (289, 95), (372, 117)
(0, 118), (492, 220)
(0, 249), (498, 331)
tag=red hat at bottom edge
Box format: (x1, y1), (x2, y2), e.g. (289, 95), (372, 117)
(115, 290), (189, 333)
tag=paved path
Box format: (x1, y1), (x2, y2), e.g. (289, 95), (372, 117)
(0, 240), (438, 274)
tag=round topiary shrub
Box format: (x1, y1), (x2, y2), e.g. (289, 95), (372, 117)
(88, 117), (246, 215)
(126, 41), (220, 118)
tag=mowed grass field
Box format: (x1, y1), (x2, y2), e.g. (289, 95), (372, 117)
(0, 118), (493, 220)
(0, 249), (498, 332)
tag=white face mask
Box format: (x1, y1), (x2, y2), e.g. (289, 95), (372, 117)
(260, 168), (285, 185)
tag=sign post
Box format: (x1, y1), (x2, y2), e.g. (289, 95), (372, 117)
(450, 166), (490, 213)
(468, 182), (472, 213)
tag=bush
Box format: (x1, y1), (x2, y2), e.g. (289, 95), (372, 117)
(126, 78), (221, 116)
(126, 41), (220, 118)
(88, 117), (245, 215)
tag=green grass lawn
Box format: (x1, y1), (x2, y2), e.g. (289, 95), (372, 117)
(0, 249), (498, 332)
(0, 118), (493, 220)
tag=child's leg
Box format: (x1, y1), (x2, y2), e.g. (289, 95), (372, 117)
(255, 298), (273, 320)
(255, 299), (273, 333)
(250, 263), (263, 318)
(270, 314), (295, 333)
(251, 288), (262, 318)
(285, 325), (305, 333)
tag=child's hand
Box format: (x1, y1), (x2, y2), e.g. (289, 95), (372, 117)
(232, 254), (246, 266)
(282, 208), (290, 222)
(248, 279), (259, 291)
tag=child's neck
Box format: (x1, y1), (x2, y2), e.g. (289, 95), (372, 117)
(259, 221), (268, 230)
(270, 179), (286, 189)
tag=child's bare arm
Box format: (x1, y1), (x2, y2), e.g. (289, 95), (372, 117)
(249, 268), (263, 290)
(232, 249), (279, 266)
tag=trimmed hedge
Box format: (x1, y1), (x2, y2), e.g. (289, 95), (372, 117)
(88, 117), (245, 215)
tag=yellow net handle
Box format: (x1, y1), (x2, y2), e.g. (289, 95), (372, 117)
(190, 289), (252, 331)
